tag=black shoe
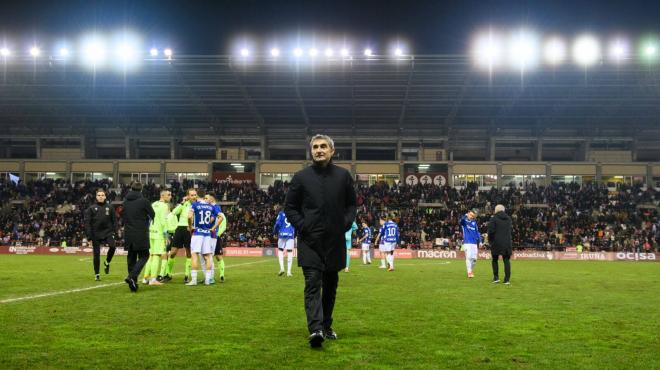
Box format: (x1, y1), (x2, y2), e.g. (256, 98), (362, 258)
(124, 277), (138, 292)
(104, 261), (110, 274)
(184, 276), (189, 284)
(220, 275), (225, 283)
(308, 330), (325, 348)
(156, 275), (164, 282)
(324, 328), (338, 340)
(278, 270), (285, 276)
(162, 275), (172, 282)
(95, 274), (101, 281)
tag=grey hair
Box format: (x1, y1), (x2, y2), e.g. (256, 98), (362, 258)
(494, 204), (505, 213)
(309, 134), (334, 150)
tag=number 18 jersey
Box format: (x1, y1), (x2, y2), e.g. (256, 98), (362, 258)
(191, 201), (219, 237)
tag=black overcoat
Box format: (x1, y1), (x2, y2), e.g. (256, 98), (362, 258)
(487, 211), (513, 255)
(121, 191), (155, 251)
(284, 162), (357, 271)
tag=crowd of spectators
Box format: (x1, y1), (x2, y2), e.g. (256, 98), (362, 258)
(0, 177), (658, 252)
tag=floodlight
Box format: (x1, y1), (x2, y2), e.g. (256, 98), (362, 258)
(81, 35), (107, 67)
(0, 47), (10, 57)
(543, 37), (566, 65)
(240, 48), (249, 57)
(573, 35), (601, 66)
(608, 39), (629, 63)
(163, 48), (173, 58)
(293, 47), (303, 57)
(364, 48), (372, 56)
(29, 47), (41, 57)
(472, 31), (503, 69)
(324, 48), (334, 57)
(508, 30), (539, 71)
(270, 48), (280, 57)
(149, 48), (158, 57)
(309, 48), (318, 57)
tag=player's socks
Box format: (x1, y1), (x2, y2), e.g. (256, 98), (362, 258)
(346, 253), (350, 269)
(150, 255), (161, 279)
(278, 252), (285, 272)
(465, 258), (472, 273)
(185, 258), (192, 278)
(143, 257), (153, 280)
(159, 258), (168, 277)
(219, 259), (225, 278)
(167, 257), (175, 275)
(189, 270), (198, 285)
(287, 254), (293, 275)
(205, 270), (213, 284)
(387, 254), (394, 269)
(380, 258), (386, 268)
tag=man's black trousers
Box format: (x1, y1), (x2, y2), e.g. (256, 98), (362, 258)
(302, 267), (339, 334)
(491, 253), (511, 281)
(92, 237), (116, 275)
(126, 249), (150, 281)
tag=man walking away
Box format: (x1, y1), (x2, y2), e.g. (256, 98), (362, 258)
(488, 204), (513, 285)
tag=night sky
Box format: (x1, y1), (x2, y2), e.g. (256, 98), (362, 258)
(0, 0), (658, 54)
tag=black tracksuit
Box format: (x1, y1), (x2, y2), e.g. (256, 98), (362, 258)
(121, 191), (155, 281)
(488, 211), (513, 282)
(84, 202), (117, 275)
(284, 161), (357, 333)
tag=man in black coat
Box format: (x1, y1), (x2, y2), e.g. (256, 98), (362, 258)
(487, 204), (513, 284)
(121, 182), (155, 292)
(284, 134), (357, 348)
(84, 188), (117, 281)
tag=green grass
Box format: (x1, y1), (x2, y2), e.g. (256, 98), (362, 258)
(0, 255), (658, 369)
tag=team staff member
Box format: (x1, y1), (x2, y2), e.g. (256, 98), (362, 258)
(284, 134), (357, 348)
(488, 204), (513, 285)
(84, 188), (118, 281)
(122, 182), (155, 293)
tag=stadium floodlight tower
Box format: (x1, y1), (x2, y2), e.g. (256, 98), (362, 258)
(0, 47), (10, 57)
(149, 48), (159, 57)
(293, 47), (303, 58)
(573, 34), (601, 67)
(163, 48), (173, 60)
(270, 47), (280, 58)
(59, 47), (70, 58)
(363, 48), (373, 57)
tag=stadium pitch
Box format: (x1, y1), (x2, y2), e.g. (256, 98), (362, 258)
(1, 255), (658, 369)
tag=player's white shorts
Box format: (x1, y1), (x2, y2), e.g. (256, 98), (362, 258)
(463, 243), (478, 260)
(361, 243), (370, 251)
(381, 242), (396, 253)
(191, 234), (214, 255)
(278, 238), (294, 251)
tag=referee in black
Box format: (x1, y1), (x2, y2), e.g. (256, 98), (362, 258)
(84, 188), (117, 281)
(122, 182), (155, 292)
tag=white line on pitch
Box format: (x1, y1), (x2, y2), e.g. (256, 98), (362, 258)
(0, 259), (269, 304)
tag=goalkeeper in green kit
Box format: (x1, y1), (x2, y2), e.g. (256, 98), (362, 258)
(142, 189), (172, 285)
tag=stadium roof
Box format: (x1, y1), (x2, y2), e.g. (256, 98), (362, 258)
(1, 55), (659, 139)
